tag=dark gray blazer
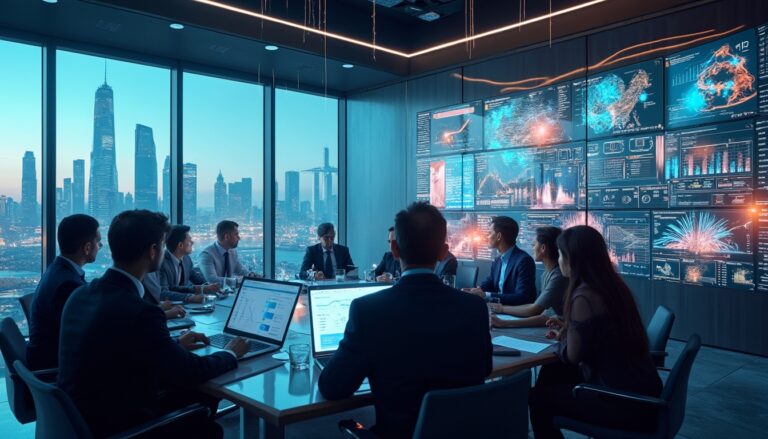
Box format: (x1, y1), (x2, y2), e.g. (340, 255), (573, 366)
(157, 250), (207, 293)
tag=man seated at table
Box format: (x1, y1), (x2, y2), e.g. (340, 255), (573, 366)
(27, 214), (102, 370)
(199, 220), (255, 285)
(319, 202), (492, 439)
(58, 210), (248, 438)
(142, 271), (190, 320)
(375, 226), (400, 282)
(462, 216), (536, 305)
(491, 226), (567, 328)
(159, 225), (220, 298)
(299, 222), (354, 280)
(434, 250), (457, 278)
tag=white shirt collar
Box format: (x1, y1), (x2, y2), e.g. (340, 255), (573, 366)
(108, 266), (145, 298)
(59, 256), (85, 277)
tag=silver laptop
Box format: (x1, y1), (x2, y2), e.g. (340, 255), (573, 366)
(308, 283), (389, 369)
(207, 277), (302, 361)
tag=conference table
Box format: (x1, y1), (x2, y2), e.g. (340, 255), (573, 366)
(183, 280), (558, 439)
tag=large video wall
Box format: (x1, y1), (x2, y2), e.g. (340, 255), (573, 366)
(416, 24), (768, 292)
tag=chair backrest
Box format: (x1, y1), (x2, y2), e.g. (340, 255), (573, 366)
(14, 360), (92, 439)
(456, 265), (479, 290)
(661, 334), (701, 436)
(0, 317), (36, 424)
(647, 306), (675, 354)
(413, 369), (531, 439)
(19, 293), (35, 323)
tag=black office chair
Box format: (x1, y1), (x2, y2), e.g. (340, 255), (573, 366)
(647, 306), (675, 368)
(340, 369), (531, 439)
(14, 360), (211, 439)
(18, 293), (35, 323)
(554, 334), (701, 439)
(455, 265), (479, 290)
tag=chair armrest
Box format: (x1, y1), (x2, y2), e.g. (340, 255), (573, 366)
(573, 384), (668, 408)
(32, 368), (58, 383)
(109, 404), (210, 439)
(338, 419), (380, 439)
(649, 350), (668, 357)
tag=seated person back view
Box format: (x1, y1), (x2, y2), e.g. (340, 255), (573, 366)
(491, 227), (568, 328)
(319, 202), (492, 439)
(27, 214), (102, 370)
(374, 227), (400, 281)
(199, 220), (253, 285)
(463, 216), (536, 305)
(159, 225), (219, 298)
(299, 222), (354, 280)
(57, 210), (248, 438)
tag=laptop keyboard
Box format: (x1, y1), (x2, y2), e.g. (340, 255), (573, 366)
(209, 334), (270, 353)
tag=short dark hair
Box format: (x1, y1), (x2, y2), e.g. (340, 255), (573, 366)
(491, 216), (519, 246)
(317, 223), (335, 237)
(166, 225), (191, 252)
(216, 220), (239, 240)
(535, 226), (561, 260)
(394, 202), (446, 265)
(108, 210), (170, 265)
(58, 214), (99, 254)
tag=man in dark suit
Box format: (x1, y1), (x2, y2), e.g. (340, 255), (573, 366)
(463, 216), (536, 305)
(375, 227), (400, 281)
(299, 222), (355, 280)
(319, 202), (492, 439)
(58, 210), (248, 438)
(158, 225), (219, 301)
(26, 214), (102, 370)
(435, 250), (458, 278)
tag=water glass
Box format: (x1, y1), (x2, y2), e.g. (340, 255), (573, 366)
(441, 274), (456, 288)
(222, 276), (237, 294)
(202, 293), (217, 311)
(363, 269), (374, 282)
(289, 344), (310, 370)
(335, 269), (346, 282)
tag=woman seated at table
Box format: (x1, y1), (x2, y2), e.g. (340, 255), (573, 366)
(529, 225), (662, 438)
(490, 226), (566, 328)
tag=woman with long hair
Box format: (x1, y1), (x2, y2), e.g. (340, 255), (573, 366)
(529, 225), (662, 438)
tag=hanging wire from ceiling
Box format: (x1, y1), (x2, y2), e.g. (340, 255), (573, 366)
(372, 0), (377, 60)
(549, 0), (552, 47)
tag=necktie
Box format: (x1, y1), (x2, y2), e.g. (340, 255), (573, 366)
(179, 260), (185, 286)
(223, 251), (230, 278)
(324, 250), (334, 279)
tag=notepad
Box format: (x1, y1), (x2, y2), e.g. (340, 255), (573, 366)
(492, 336), (552, 353)
(495, 314), (521, 321)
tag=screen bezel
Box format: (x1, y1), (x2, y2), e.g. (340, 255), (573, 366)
(223, 277), (302, 345)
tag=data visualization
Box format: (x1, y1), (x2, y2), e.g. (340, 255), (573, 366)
(589, 211), (651, 277)
(664, 120), (754, 207)
(756, 118), (768, 204)
(484, 79), (586, 149)
(756, 23), (768, 115)
(475, 142), (585, 210)
(666, 29), (757, 129)
(227, 281), (299, 341)
(428, 102), (484, 155)
(757, 206), (768, 292)
(587, 133), (668, 208)
(415, 155), (474, 210)
(587, 59), (664, 138)
(652, 209), (755, 289)
(445, 212), (478, 260)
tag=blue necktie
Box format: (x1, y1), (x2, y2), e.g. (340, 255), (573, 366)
(324, 250), (334, 279)
(223, 251), (230, 278)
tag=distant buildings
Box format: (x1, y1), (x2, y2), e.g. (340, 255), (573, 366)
(72, 159), (85, 214)
(162, 155), (170, 214)
(21, 151), (37, 226)
(214, 171), (227, 217)
(88, 80), (118, 222)
(285, 171), (300, 221)
(183, 163), (197, 224)
(134, 124), (158, 211)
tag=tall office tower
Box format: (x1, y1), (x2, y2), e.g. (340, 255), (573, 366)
(62, 178), (72, 217)
(323, 147), (333, 220)
(21, 151), (37, 226)
(88, 77), (118, 222)
(303, 147), (337, 223)
(55, 188), (64, 219)
(134, 124), (158, 211)
(285, 171), (300, 222)
(228, 181), (243, 219)
(183, 163), (197, 224)
(162, 155), (170, 214)
(72, 159), (85, 214)
(124, 192), (134, 210)
(241, 178), (252, 223)
(116, 192), (125, 212)
(214, 171), (227, 217)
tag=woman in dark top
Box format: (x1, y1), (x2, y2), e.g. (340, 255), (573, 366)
(529, 225), (662, 438)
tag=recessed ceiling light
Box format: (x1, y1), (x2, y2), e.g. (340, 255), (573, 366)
(42, 0), (58, 4)
(265, 45), (279, 51)
(169, 23), (185, 30)
(342, 64), (354, 69)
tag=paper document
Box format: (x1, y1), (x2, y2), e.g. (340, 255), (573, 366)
(495, 314), (521, 321)
(492, 336), (552, 353)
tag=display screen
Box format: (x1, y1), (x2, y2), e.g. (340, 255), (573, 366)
(429, 101), (484, 155)
(664, 120), (754, 207)
(666, 29), (757, 129)
(475, 142), (585, 210)
(756, 118), (768, 204)
(445, 212), (479, 260)
(587, 133), (668, 208)
(757, 206), (768, 292)
(484, 79), (586, 149)
(589, 211), (651, 277)
(587, 58), (664, 138)
(756, 23), (768, 115)
(652, 209), (755, 289)
(415, 154), (474, 210)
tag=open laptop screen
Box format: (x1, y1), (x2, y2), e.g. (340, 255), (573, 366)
(225, 278), (301, 344)
(309, 284), (389, 355)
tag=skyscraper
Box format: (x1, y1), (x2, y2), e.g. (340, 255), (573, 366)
(21, 151), (37, 226)
(72, 159), (85, 214)
(285, 171), (300, 221)
(183, 163), (197, 224)
(88, 77), (118, 222)
(162, 155), (170, 214)
(214, 171), (227, 217)
(124, 192), (134, 210)
(134, 124), (157, 211)
(63, 178), (72, 217)
(241, 178), (253, 223)
(228, 181), (243, 219)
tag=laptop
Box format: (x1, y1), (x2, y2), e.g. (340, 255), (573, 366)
(308, 283), (390, 369)
(207, 277), (302, 361)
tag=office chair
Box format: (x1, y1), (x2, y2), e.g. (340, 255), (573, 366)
(554, 334), (701, 439)
(19, 293), (35, 323)
(455, 265), (479, 290)
(14, 360), (210, 439)
(647, 306), (675, 368)
(340, 369), (531, 439)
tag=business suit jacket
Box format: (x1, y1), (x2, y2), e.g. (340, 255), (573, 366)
(157, 250), (207, 294)
(199, 243), (248, 285)
(26, 256), (86, 370)
(374, 252), (401, 277)
(299, 243), (354, 279)
(434, 251), (458, 277)
(58, 269), (237, 437)
(318, 273), (492, 439)
(141, 271), (189, 304)
(479, 246), (536, 305)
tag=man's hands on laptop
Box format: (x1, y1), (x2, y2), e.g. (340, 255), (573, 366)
(226, 337), (250, 358)
(179, 331), (210, 350)
(164, 305), (186, 320)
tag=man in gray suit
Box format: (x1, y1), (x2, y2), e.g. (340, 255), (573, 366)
(199, 220), (256, 285)
(159, 225), (220, 298)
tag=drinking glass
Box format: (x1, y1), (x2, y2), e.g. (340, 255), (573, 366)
(363, 269), (374, 282)
(335, 269), (346, 282)
(441, 274), (456, 288)
(289, 344), (310, 370)
(222, 277), (237, 294)
(202, 293), (217, 311)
